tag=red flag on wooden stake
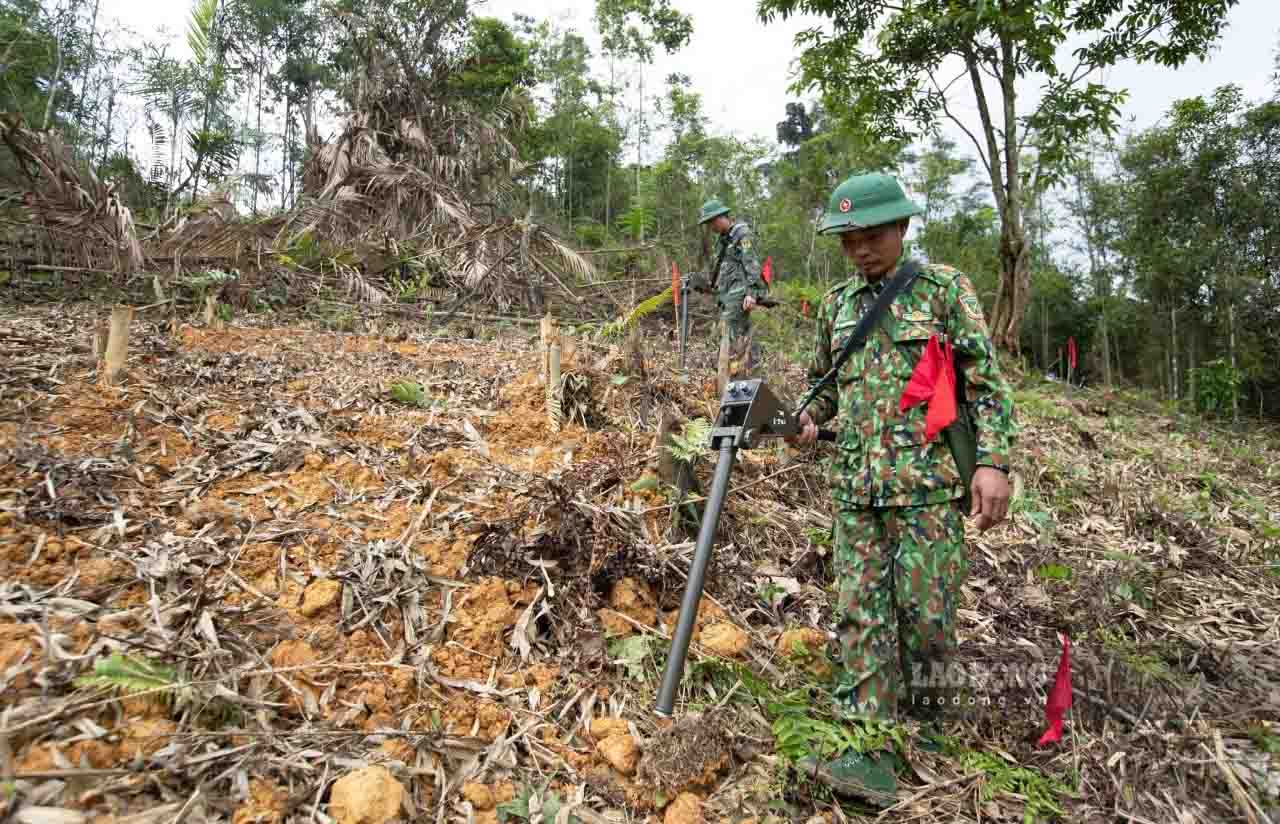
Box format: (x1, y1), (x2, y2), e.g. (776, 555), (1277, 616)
(1068, 336), (1078, 371)
(1038, 634), (1073, 746)
(671, 262), (680, 307)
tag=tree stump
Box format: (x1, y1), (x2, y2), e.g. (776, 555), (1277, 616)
(101, 305), (132, 386)
(655, 411), (703, 540)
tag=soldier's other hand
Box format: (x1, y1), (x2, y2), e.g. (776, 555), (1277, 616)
(788, 411), (818, 446)
(743, 295), (757, 312)
(969, 467), (1011, 532)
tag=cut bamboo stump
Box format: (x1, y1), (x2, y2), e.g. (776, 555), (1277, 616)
(101, 305), (132, 386)
(204, 295), (226, 331)
(547, 341), (562, 433)
(92, 322), (109, 361)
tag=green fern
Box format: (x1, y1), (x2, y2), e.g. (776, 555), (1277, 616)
(957, 750), (1071, 823)
(665, 418), (711, 463)
(768, 692), (901, 762)
(75, 654), (179, 696)
(389, 380), (428, 408)
(601, 286), (673, 339)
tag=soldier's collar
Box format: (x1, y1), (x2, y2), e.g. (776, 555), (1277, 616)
(848, 249), (911, 295)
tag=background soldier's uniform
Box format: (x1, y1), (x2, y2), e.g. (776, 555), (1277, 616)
(806, 252), (1016, 722)
(712, 222), (769, 359)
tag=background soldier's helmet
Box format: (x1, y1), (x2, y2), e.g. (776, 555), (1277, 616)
(818, 173), (923, 235)
(698, 198), (732, 225)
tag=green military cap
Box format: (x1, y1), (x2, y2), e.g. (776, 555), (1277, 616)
(818, 173), (923, 235)
(698, 198), (732, 225)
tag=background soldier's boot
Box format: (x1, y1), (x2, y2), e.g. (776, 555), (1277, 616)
(797, 748), (900, 807)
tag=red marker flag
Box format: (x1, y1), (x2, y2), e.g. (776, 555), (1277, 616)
(1067, 336), (1078, 371)
(762, 256), (773, 286)
(671, 262), (680, 307)
(899, 335), (957, 442)
(1037, 634), (1073, 746)
(802, 300), (809, 318)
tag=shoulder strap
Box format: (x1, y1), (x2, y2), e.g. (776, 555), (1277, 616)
(707, 225), (739, 290)
(793, 258), (923, 417)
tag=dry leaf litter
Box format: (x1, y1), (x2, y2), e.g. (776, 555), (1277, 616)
(0, 302), (1277, 824)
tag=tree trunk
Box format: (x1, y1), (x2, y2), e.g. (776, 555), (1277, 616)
(1188, 332), (1197, 409)
(965, 45), (1028, 355)
(1170, 304), (1179, 400)
(253, 54), (264, 216)
(76, 0), (101, 143)
(42, 15), (66, 130)
(1041, 295), (1048, 371)
(637, 63), (645, 245)
(99, 78), (115, 166)
(192, 0), (224, 202)
(605, 54), (614, 236)
(1229, 300), (1238, 423)
(1100, 313), (1112, 389)
(282, 96), (291, 210)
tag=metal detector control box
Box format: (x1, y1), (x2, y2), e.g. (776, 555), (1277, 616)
(708, 379), (799, 449)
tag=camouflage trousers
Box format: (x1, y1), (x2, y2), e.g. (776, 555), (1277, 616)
(830, 501), (968, 722)
(720, 310), (758, 373)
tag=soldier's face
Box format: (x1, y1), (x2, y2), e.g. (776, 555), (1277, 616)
(839, 222), (905, 279)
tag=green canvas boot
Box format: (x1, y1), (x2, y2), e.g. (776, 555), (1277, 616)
(797, 749), (900, 807)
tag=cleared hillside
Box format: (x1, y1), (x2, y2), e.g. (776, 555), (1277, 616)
(1, 304), (1277, 824)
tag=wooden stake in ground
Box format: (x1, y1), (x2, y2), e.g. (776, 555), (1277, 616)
(91, 321), (108, 361)
(547, 340), (562, 433)
(717, 324), (731, 395)
(540, 312), (556, 384)
(101, 305), (132, 386)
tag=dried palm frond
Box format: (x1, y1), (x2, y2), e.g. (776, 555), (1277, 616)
(155, 184), (284, 261)
(0, 114), (145, 272)
(339, 266), (390, 304)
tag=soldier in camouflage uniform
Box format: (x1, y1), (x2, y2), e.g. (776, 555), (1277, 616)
(791, 173), (1016, 804)
(693, 199), (770, 368)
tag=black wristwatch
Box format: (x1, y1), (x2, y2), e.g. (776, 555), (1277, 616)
(977, 463), (1010, 475)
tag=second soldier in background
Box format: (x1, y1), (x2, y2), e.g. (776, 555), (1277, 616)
(694, 198), (770, 371)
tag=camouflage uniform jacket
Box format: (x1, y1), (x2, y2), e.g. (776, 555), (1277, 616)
(710, 223), (769, 315)
(806, 255), (1016, 509)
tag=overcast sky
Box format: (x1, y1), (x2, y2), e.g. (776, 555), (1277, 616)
(100, 0), (1280, 193)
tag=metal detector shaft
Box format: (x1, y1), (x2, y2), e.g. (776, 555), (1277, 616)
(654, 440), (737, 717)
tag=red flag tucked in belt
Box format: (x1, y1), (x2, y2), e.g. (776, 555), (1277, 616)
(898, 335), (957, 442)
(762, 256), (773, 286)
(1038, 633), (1073, 746)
